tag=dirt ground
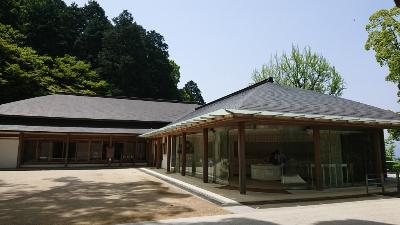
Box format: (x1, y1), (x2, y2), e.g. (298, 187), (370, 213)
(0, 168), (227, 225)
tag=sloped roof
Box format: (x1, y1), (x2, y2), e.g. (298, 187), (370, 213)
(142, 80), (400, 137)
(0, 125), (152, 134)
(177, 80), (400, 122)
(0, 94), (199, 122)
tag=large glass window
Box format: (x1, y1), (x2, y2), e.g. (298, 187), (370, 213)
(22, 140), (36, 162)
(90, 141), (103, 161)
(320, 130), (373, 188)
(22, 139), (65, 163)
(114, 142), (124, 160)
(136, 142), (146, 161)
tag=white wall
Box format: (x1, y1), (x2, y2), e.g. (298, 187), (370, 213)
(0, 138), (19, 168)
(161, 153), (167, 169)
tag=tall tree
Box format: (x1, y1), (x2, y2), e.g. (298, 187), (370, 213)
(366, 7), (400, 91)
(98, 10), (178, 99)
(72, 0), (111, 66)
(252, 45), (345, 96)
(23, 0), (85, 56)
(180, 81), (205, 105)
(0, 0), (25, 28)
(366, 6), (400, 143)
(0, 23), (108, 104)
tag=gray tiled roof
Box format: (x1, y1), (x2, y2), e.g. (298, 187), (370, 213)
(0, 94), (199, 122)
(0, 125), (152, 134)
(176, 80), (400, 122)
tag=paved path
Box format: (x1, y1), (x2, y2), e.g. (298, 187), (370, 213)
(0, 168), (227, 225)
(125, 196), (400, 225)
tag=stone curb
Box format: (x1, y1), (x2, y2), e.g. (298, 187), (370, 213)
(139, 168), (240, 206)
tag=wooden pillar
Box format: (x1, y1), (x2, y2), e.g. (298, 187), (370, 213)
(146, 141), (152, 165)
(203, 128), (209, 183)
(167, 135), (172, 172)
(379, 130), (387, 177)
(151, 140), (155, 166)
(156, 138), (162, 169)
(373, 130), (384, 179)
(16, 132), (23, 168)
(64, 134), (70, 167)
(238, 122), (246, 194)
(313, 127), (323, 191)
(181, 133), (187, 176)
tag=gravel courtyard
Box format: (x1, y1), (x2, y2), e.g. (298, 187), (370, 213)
(0, 168), (227, 225)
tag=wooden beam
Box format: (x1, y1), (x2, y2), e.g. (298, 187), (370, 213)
(238, 122), (246, 194)
(181, 133), (187, 176)
(167, 135), (172, 172)
(146, 113), (400, 138)
(313, 127), (323, 191)
(203, 128), (209, 183)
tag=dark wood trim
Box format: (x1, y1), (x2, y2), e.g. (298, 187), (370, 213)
(167, 135), (172, 172)
(181, 133), (187, 176)
(0, 133), (20, 137)
(203, 128), (209, 183)
(313, 127), (322, 191)
(238, 122), (246, 194)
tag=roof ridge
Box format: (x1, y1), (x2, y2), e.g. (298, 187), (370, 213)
(195, 79), (270, 110)
(50, 93), (200, 105)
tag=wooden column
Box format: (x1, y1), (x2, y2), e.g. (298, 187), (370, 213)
(181, 133), (187, 176)
(64, 134), (70, 167)
(379, 130), (387, 177)
(16, 132), (23, 168)
(238, 122), (246, 194)
(151, 141), (155, 166)
(147, 141), (153, 166)
(373, 130), (384, 181)
(203, 128), (209, 183)
(167, 135), (172, 172)
(156, 138), (162, 169)
(313, 127), (323, 191)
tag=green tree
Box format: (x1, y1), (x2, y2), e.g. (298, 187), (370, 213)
(22, 0), (85, 56)
(385, 137), (396, 161)
(366, 7), (400, 142)
(72, 0), (111, 66)
(252, 45), (345, 96)
(169, 60), (181, 87)
(0, 23), (108, 104)
(180, 80), (205, 105)
(366, 7), (400, 93)
(0, 0), (25, 28)
(98, 10), (179, 99)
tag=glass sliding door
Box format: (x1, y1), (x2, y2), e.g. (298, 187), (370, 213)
(22, 139), (66, 163)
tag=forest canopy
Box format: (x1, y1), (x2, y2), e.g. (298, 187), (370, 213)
(0, 0), (205, 104)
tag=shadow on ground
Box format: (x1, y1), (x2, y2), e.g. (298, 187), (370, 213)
(0, 176), (195, 225)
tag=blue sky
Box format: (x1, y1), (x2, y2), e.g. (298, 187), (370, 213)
(65, 0), (399, 154)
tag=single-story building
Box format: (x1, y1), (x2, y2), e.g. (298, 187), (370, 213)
(141, 79), (400, 193)
(1, 79), (400, 194)
(0, 94), (199, 168)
